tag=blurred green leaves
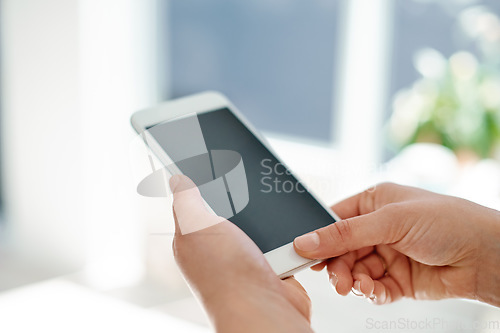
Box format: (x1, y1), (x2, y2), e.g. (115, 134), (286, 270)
(389, 6), (500, 159)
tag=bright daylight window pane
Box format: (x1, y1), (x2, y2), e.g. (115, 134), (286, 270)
(390, 0), (500, 105)
(169, 0), (340, 141)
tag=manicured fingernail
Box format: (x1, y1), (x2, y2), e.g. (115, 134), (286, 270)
(329, 273), (338, 288)
(294, 232), (320, 251)
(169, 175), (182, 192)
(353, 280), (361, 293)
(374, 289), (386, 305)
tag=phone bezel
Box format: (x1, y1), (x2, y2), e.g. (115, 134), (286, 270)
(130, 91), (341, 278)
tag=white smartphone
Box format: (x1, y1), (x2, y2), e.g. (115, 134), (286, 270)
(131, 91), (340, 279)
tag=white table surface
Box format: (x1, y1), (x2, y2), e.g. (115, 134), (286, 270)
(0, 279), (210, 333)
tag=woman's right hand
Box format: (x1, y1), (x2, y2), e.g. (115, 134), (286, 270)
(293, 183), (500, 307)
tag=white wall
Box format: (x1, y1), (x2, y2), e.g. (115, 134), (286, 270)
(1, 0), (162, 285)
(1, 0), (84, 269)
(79, 0), (162, 289)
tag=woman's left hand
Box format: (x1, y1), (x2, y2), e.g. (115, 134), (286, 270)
(170, 175), (313, 333)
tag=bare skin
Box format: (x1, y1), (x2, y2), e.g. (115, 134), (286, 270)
(170, 175), (313, 333)
(294, 183), (500, 307)
(171, 176), (500, 332)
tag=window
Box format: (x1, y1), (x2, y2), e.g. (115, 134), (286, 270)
(390, 0), (500, 107)
(168, 0), (341, 141)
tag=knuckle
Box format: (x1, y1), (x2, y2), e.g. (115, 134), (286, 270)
(377, 181), (397, 189)
(370, 182), (398, 195)
(365, 182), (401, 212)
(172, 238), (179, 258)
(325, 219), (353, 253)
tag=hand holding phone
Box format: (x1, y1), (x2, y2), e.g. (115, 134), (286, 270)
(131, 92), (340, 278)
(294, 183), (500, 307)
(170, 174), (313, 332)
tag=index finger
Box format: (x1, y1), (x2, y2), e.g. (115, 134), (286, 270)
(330, 182), (411, 219)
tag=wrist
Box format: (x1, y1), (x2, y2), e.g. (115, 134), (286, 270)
(475, 208), (500, 307)
(209, 288), (272, 332)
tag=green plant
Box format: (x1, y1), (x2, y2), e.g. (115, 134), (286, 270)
(389, 7), (500, 159)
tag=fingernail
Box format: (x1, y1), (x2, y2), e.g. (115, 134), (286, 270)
(169, 175), (182, 192)
(294, 232), (320, 251)
(329, 273), (338, 288)
(374, 289), (386, 305)
(353, 280), (361, 293)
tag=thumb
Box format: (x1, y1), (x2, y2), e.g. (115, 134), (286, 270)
(293, 205), (408, 259)
(170, 174), (225, 235)
(170, 174), (271, 296)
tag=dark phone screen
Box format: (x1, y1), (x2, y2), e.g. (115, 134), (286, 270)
(148, 108), (336, 253)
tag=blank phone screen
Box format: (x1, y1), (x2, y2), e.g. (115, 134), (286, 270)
(148, 108), (337, 253)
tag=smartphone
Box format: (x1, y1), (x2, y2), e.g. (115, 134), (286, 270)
(130, 91), (340, 278)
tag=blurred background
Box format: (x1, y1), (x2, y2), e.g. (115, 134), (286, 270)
(1, 0), (500, 332)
